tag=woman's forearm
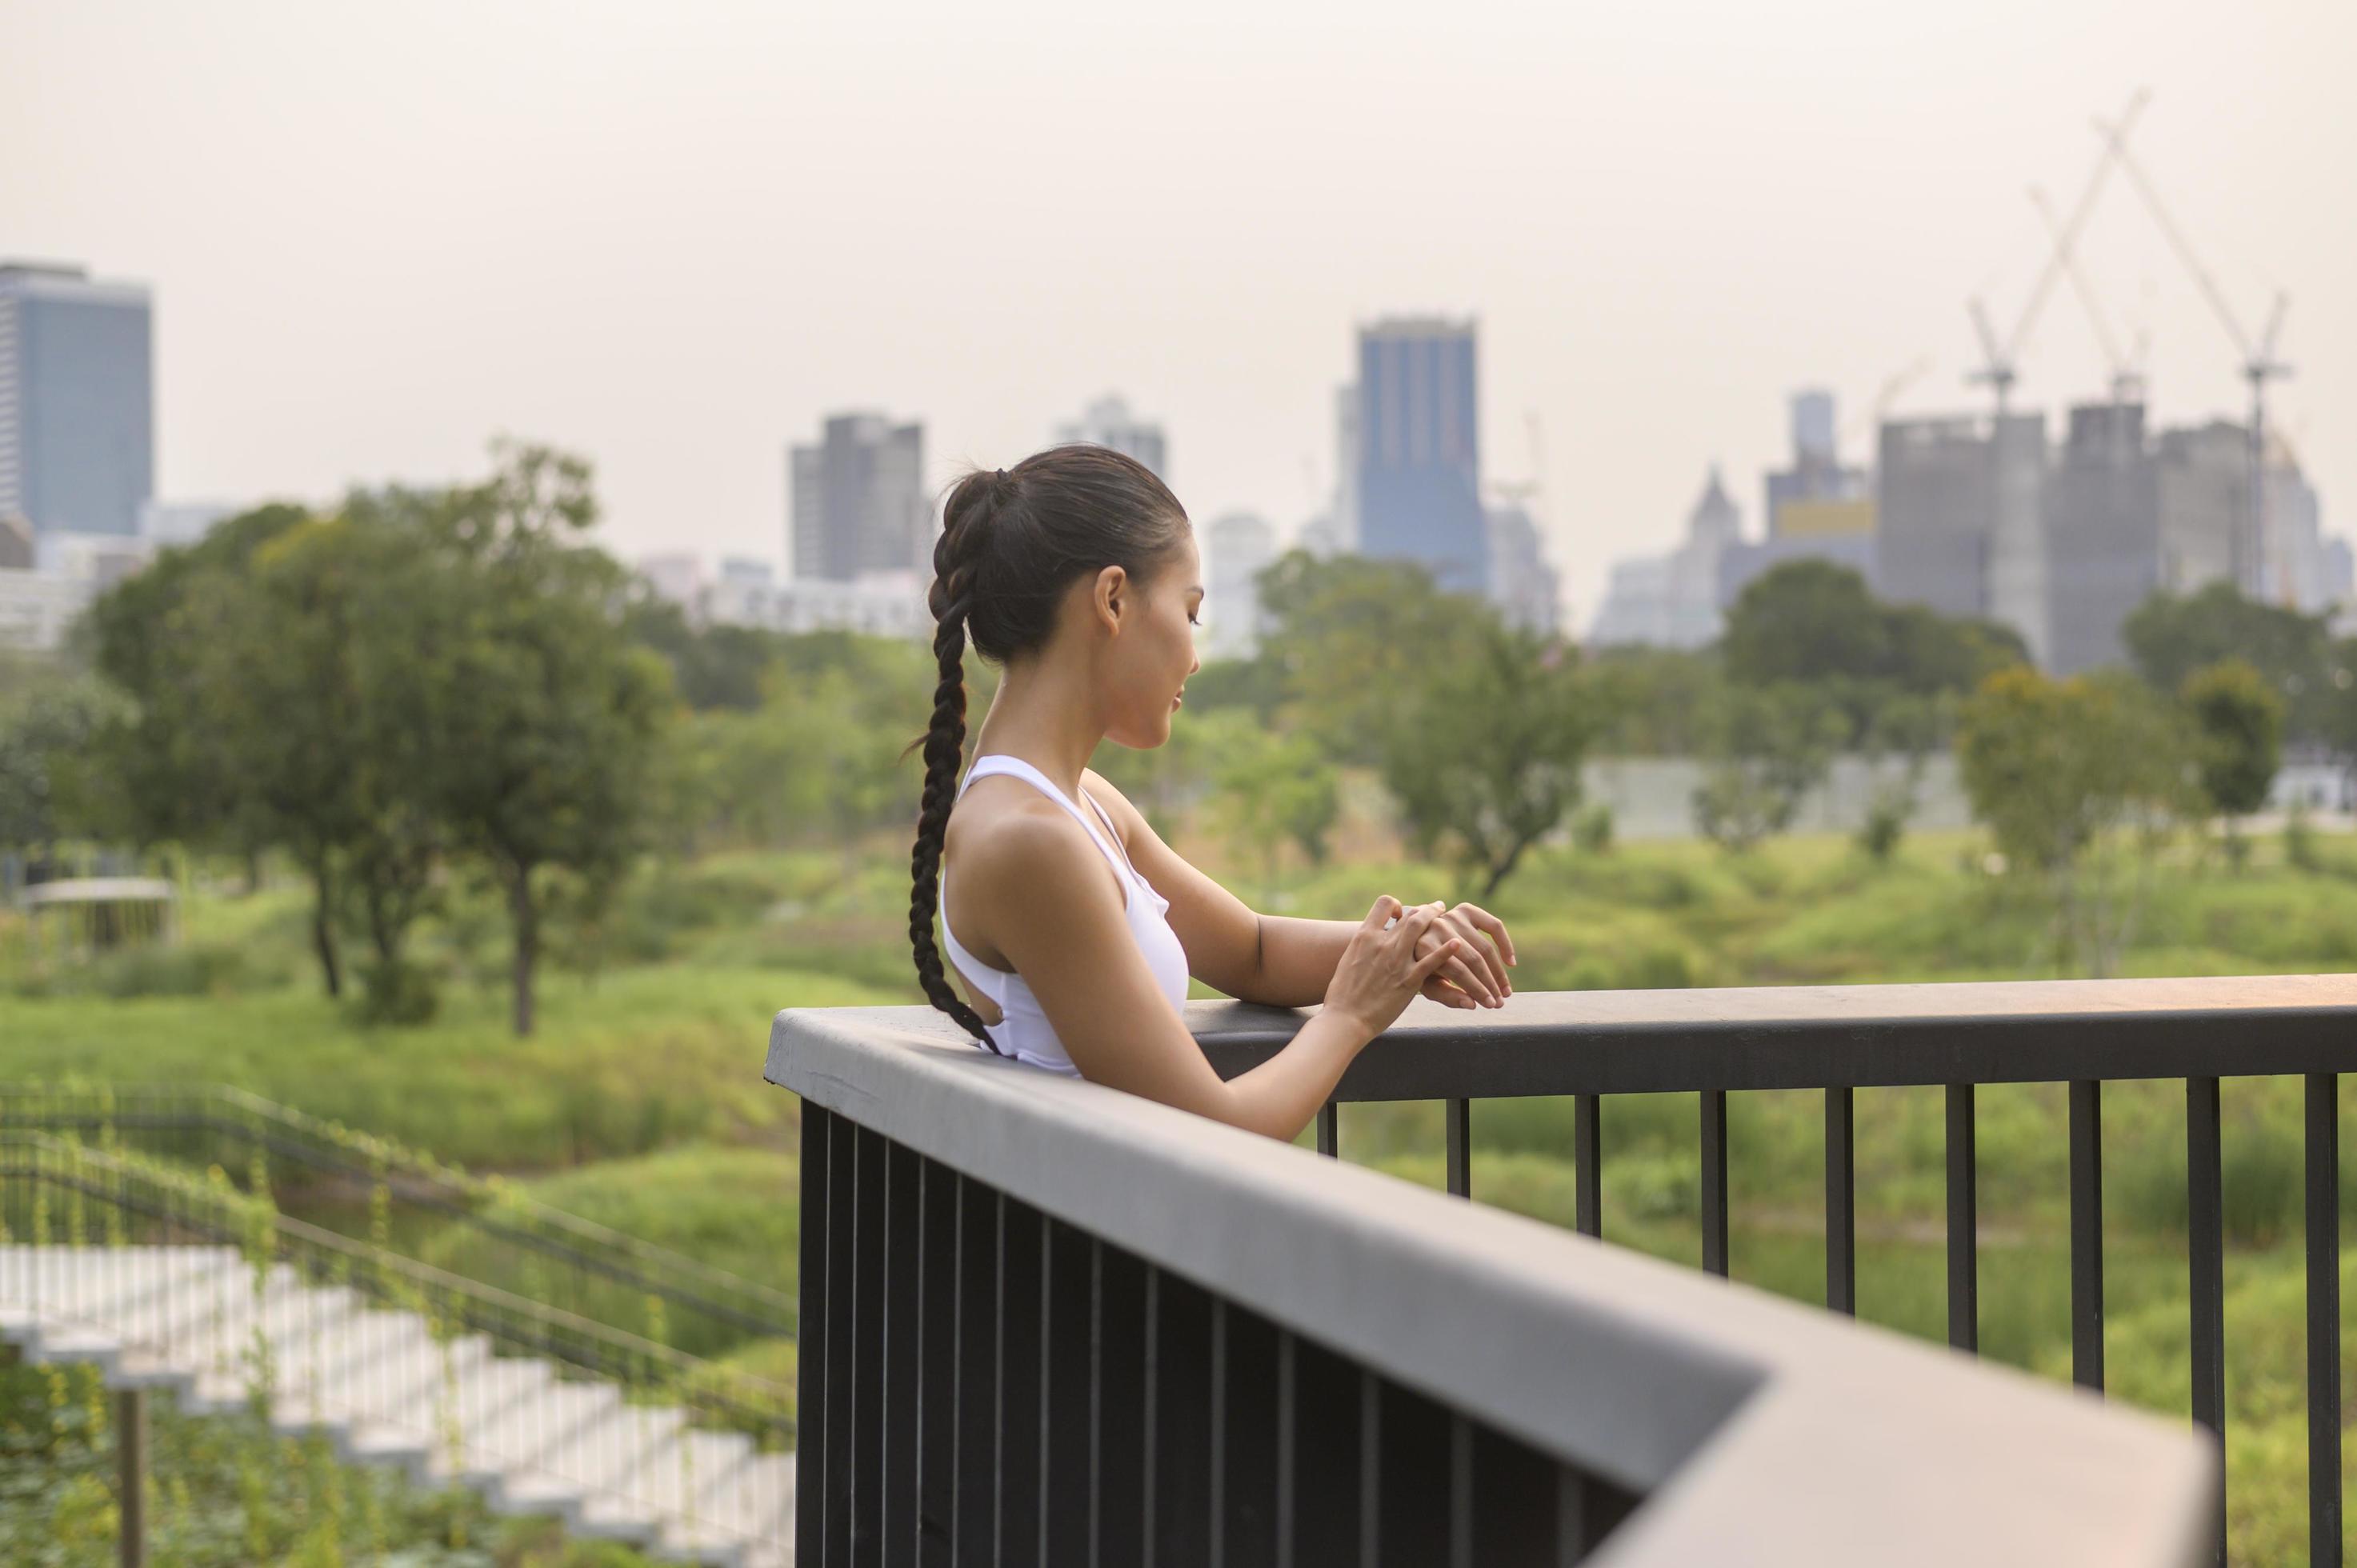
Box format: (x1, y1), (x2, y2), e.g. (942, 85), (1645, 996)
(1243, 915), (1359, 1007)
(1214, 1007), (1370, 1141)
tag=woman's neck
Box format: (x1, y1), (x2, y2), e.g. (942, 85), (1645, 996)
(970, 655), (1105, 800)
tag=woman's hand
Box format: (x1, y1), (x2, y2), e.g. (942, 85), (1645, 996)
(1323, 896), (1466, 1041)
(1405, 901), (1518, 1010)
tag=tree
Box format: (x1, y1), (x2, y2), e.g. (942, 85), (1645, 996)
(2181, 658), (2284, 868)
(0, 679), (126, 873)
(2123, 582), (2327, 738)
(1256, 550), (1483, 764)
(1691, 683), (1844, 854)
(1379, 622), (1595, 898)
(82, 505), (309, 891)
(426, 442), (674, 1036)
(1204, 714), (1340, 901)
(1958, 667), (2191, 974)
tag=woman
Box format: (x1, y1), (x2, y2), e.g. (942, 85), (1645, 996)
(908, 445), (1518, 1143)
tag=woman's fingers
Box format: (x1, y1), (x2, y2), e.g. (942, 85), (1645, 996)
(1437, 910), (1509, 999)
(1412, 936), (1463, 985)
(1454, 902), (1518, 972)
(1423, 974), (1477, 1009)
(1440, 952), (1498, 1006)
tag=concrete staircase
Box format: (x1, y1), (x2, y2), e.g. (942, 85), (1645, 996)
(0, 1244), (795, 1567)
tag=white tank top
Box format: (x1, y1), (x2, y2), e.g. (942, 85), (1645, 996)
(938, 754), (1191, 1076)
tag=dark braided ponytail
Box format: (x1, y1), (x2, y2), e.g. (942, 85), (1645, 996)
(907, 446), (1190, 1046)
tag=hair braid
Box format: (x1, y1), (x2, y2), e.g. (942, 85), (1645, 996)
(908, 572), (1001, 1047)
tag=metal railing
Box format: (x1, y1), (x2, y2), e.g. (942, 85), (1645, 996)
(769, 994), (2223, 1566)
(0, 1132), (796, 1456)
(0, 1081), (795, 1357)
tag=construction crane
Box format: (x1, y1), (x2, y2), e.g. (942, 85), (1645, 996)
(2095, 105), (2292, 599)
(1967, 90), (2150, 414)
(1840, 355), (1934, 453)
(2028, 184), (2147, 406)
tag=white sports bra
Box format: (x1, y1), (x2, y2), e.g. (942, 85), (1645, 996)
(938, 754), (1192, 1076)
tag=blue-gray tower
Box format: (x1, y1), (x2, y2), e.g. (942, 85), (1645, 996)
(0, 262), (154, 538)
(1354, 317), (1486, 594)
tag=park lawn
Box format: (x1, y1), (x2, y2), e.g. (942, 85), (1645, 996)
(0, 962), (894, 1171)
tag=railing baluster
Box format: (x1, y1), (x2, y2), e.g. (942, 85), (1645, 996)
(2187, 1074), (2226, 1566)
(1149, 1272), (1214, 1568)
(954, 1184), (999, 1555)
(1227, 1308), (1280, 1568)
(1285, 1330), (1356, 1568)
(2307, 1073), (2341, 1568)
(1098, 1246), (1149, 1563)
(918, 1161), (957, 1566)
(1041, 1217), (1088, 1563)
(854, 1127), (888, 1556)
(1007, 1204), (1052, 1561)
(2069, 1080), (2104, 1392)
(1825, 1086), (1855, 1316)
(1574, 1096), (1601, 1241)
(882, 1141), (921, 1567)
(824, 1110), (857, 1564)
(1317, 1102), (1339, 1160)
(1945, 1085), (1976, 1354)
(1700, 1090), (1729, 1278)
(1445, 1100), (1471, 1200)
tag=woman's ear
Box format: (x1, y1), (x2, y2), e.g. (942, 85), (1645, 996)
(1092, 564), (1130, 634)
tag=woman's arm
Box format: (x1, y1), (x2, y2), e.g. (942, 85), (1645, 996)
(961, 811), (1457, 1141)
(1081, 770), (1519, 1009)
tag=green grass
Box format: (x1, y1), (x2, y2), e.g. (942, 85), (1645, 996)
(7, 822), (2357, 1562)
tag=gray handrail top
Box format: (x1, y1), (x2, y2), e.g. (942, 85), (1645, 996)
(1181, 973), (2357, 1096)
(770, 1002), (2212, 1568)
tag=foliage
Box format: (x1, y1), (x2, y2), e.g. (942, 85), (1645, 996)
(1584, 645), (1723, 756)
(1957, 666), (2192, 974)
(1691, 683), (1844, 854)
(1255, 550), (1484, 763)
(0, 678), (126, 861)
(1377, 622), (1597, 898)
(1204, 714), (1341, 898)
(2123, 581), (2331, 742)
(2181, 660), (2285, 856)
(1716, 559), (2026, 741)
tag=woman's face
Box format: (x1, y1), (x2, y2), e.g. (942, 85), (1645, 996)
(1097, 530), (1203, 750)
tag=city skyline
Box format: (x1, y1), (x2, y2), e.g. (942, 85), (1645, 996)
(6, 2), (2350, 623)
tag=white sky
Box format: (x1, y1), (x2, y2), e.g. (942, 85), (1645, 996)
(6, 0), (2350, 625)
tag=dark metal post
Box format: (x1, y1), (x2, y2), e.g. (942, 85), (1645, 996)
(2187, 1074), (2226, 1566)
(1574, 1096), (1601, 1240)
(1316, 1102), (1339, 1160)
(1445, 1099), (1471, 1199)
(117, 1386), (146, 1568)
(1824, 1087), (1855, 1315)
(1700, 1090), (1729, 1278)
(2307, 1073), (2343, 1566)
(1945, 1085), (1976, 1354)
(797, 1105), (830, 1568)
(2069, 1081), (2104, 1392)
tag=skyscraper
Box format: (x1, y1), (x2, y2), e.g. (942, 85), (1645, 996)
(2043, 403), (2159, 676)
(0, 262), (154, 539)
(1054, 394), (1167, 481)
(1763, 388), (1867, 537)
(1203, 511), (1276, 660)
(788, 414), (930, 583)
(1354, 317), (1486, 595)
(1875, 411), (2049, 658)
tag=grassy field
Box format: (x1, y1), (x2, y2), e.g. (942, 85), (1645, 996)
(6, 817), (2357, 1561)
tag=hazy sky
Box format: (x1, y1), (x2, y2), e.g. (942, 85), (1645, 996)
(7, 0), (2351, 624)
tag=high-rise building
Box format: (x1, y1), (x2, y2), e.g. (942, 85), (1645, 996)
(1588, 467), (1741, 650)
(2154, 422), (2250, 598)
(0, 262), (154, 539)
(1875, 412), (2049, 659)
(1763, 389), (1867, 537)
(788, 414), (931, 583)
(1354, 317), (1486, 595)
(2043, 403), (2160, 676)
(1203, 511), (1277, 660)
(1054, 394), (1168, 481)
(1483, 499), (1561, 637)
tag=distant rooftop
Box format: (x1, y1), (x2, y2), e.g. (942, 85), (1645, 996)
(0, 261), (90, 281)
